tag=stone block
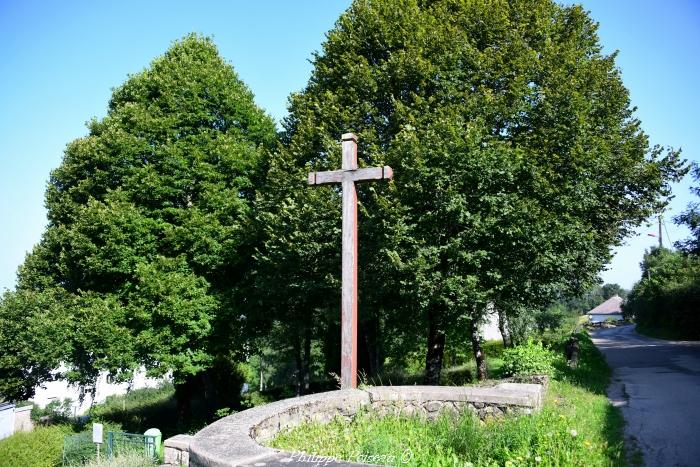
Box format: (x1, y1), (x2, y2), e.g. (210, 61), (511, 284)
(425, 401), (443, 413)
(163, 434), (193, 466)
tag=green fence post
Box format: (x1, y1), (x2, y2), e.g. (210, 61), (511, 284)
(107, 431), (114, 458)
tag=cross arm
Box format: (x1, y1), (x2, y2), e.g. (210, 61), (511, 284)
(308, 166), (393, 186)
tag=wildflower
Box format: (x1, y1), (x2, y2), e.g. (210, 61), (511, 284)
(535, 456), (542, 463)
(584, 440), (592, 447)
(570, 429), (578, 437)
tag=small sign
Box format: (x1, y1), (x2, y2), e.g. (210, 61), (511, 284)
(92, 423), (103, 444)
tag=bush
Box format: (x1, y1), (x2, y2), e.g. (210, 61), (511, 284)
(88, 383), (175, 436)
(0, 424), (71, 467)
(501, 339), (557, 376)
(32, 398), (74, 425)
(624, 247), (700, 339)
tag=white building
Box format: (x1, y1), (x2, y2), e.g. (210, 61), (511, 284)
(31, 366), (168, 416)
(481, 308), (505, 341)
(587, 295), (624, 323)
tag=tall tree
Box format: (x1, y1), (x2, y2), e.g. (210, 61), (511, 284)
(675, 163), (700, 254)
(270, 0), (684, 382)
(624, 247), (700, 339)
(0, 35), (277, 416)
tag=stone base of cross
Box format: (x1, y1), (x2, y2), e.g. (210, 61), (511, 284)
(307, 133), (393, 389)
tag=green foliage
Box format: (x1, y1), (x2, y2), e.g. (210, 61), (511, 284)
(258, 0), (685, 383)
(240, 391), (274, 409)
(533, 304), (567, 333)
(502, 339), (558, 376)
(31, 398), (74, 424)
(0, 425), (72, 467)
(0, 34), (276, 404)
(88, 383), (177, 437)
(0, 0), (686, 402)
(0, 288), (71, 401)
(620, 163), (700, 339)
(213, 407), (237, 419)
(675, 163), (700, 255)
(624, 247), (700, 339)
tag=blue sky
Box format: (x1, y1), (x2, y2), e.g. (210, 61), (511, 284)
(0, 0), (698, 292)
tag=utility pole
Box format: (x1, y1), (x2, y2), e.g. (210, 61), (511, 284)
(658, 215), (663, 248)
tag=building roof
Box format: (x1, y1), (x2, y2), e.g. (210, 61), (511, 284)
(587, 295), (623, 315)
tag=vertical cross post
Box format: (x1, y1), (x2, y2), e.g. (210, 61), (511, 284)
(341, 133), (359, 389)
(307, 133), (393, 389)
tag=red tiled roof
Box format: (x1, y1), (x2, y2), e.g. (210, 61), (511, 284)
(587, 295), (623, 315)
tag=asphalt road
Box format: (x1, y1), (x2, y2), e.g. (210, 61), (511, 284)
(591, 325), (700, 467)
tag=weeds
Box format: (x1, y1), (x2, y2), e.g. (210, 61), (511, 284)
(271, 333), (626, 466)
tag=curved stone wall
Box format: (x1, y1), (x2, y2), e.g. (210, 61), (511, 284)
(164, 383), (544, 467)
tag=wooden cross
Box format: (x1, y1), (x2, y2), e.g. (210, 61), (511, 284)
(307, 133), (393, 389)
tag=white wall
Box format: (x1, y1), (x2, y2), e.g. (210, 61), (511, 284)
(31, 366), (169, 416)
(589, 314), (623, 323)
(0, 403), (14, 440)
(481, 310), (504, 342)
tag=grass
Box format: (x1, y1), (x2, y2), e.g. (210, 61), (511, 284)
(271, 333), (628, 466)
(83, 451), (156, 467)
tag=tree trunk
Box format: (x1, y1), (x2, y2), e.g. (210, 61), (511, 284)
(302, 325), (311, 393)
(360, 314), (382, 378)
(425, 306), (445, 385)
(294, 334), (303, 396)
(497, 307), (511, 348)
(470, 319), (488, 381)
(175, 374), (198, 428)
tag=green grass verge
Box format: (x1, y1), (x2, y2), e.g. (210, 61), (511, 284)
(271, 333), (627, 466)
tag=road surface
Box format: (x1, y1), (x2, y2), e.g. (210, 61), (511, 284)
(591, 325), (700, 467)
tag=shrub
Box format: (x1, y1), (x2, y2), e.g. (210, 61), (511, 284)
(88, 383), (175, 436)
(501, 339), (557, 376)
(32, 398), (74, 424)
(0, 424), (71, 467)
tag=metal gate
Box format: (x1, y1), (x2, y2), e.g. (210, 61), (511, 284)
(106, 431), (157, 458)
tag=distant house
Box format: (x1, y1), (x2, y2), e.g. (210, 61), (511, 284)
(587, 295), (624, 323)
(31, 365), (168, 416)
(0, 402), (32, 440)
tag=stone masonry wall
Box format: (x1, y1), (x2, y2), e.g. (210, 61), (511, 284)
(164, 382), (545, 467)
